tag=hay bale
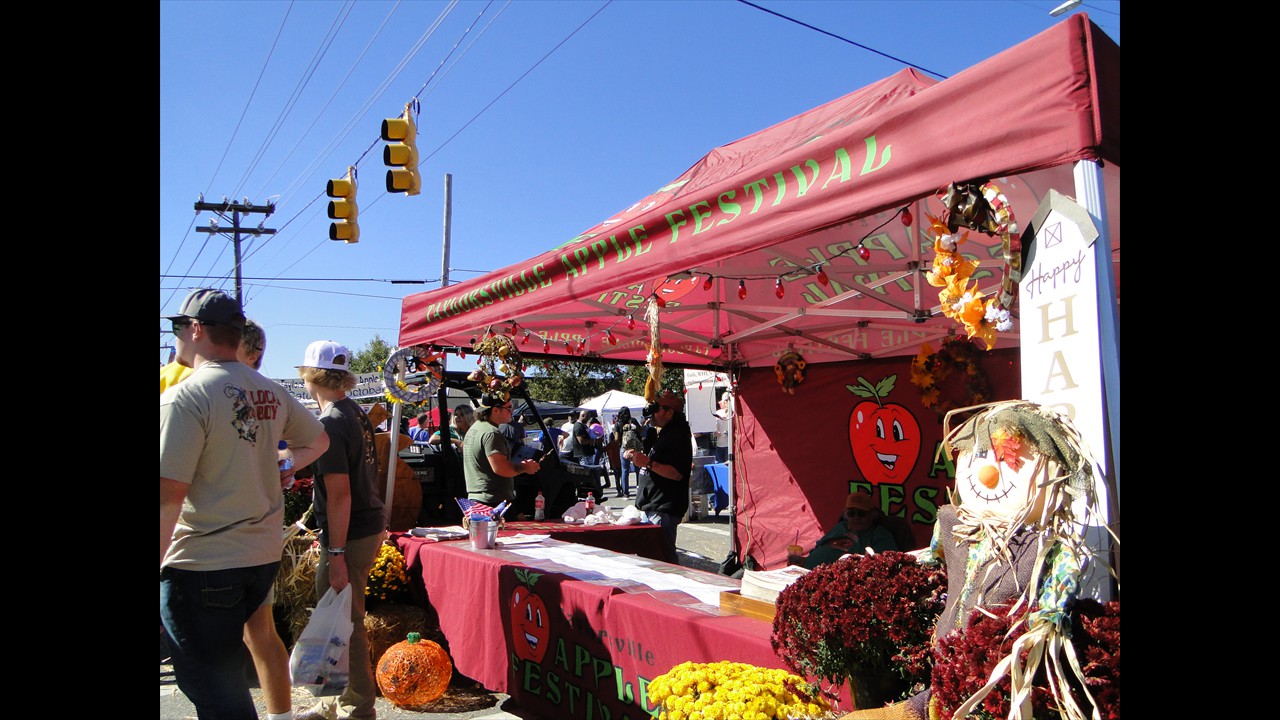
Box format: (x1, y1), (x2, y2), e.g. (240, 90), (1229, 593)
(364, 602), (447, 680)
(274, 523), (320, 643)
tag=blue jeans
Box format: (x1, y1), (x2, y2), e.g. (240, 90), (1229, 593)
(639, 510), (681, 564)
(618, 458), (636, 496)
(160, 562), (279, 720)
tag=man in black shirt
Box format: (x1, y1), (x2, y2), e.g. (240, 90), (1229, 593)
(624, 391), (692, 563)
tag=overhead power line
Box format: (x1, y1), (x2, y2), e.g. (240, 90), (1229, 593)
(161, 274), (434, 284)
(735, 0), (948, 80)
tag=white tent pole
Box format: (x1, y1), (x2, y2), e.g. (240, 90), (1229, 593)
(1073, 159), (1120, 596)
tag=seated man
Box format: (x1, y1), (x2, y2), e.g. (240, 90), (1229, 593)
(794, 491), (897, 569)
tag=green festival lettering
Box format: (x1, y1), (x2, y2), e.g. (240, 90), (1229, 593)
(419, 134), (894, 325)
(511, 635), (664, 720)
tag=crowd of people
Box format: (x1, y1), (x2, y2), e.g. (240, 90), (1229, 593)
(161, 287), (716, 718)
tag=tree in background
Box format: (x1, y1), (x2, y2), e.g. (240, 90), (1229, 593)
(523, 360), (684, 407)
(349, 334), (395, 374)
(619, 363), (682, 399)
(524, 360), (623, 407)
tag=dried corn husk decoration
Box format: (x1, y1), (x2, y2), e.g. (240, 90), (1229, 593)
(644, 296), (663, 402)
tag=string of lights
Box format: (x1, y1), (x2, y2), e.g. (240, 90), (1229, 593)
(399, 204), (915, 361)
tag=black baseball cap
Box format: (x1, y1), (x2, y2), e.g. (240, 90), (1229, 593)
(164, 288), (246, 330)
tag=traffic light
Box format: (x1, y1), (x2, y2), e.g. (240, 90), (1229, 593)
(326, 167), (359, 243)
(382, 102), (421, 196)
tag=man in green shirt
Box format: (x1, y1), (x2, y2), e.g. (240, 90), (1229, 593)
(462, 395), (541, 507)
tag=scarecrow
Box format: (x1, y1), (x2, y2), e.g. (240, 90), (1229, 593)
(842, 400), (1116, 720)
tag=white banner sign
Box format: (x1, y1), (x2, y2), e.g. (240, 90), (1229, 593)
(1019, 189), (1117, 600)
(273, 372), (388, 405)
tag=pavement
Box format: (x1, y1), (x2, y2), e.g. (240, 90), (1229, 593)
(161, 509), (732, 720)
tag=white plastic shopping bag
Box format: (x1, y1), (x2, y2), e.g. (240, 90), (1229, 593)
(289, 585), (353, 695)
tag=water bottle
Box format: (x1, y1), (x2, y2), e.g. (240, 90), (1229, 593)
(585, 491), (595, 513)
(534, 491), (546, 521)
(278, 440), (294, 489)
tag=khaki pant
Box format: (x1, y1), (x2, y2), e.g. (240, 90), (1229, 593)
(313, 531), (384, 720)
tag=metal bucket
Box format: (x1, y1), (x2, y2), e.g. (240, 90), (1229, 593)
(469, 519), (498, 549)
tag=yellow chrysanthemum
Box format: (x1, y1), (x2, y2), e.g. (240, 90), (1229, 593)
(649, 661), (831, 720)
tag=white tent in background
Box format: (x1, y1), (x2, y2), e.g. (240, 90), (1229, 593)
(575, 390), (649, 427)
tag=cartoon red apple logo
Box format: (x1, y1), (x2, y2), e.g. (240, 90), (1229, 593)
(510, 569), (551, 663)
(846, 375), (921, 486)
(651, 276), (699, 306)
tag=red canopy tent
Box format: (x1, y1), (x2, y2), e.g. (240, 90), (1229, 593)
(398, 16), (1119, 567)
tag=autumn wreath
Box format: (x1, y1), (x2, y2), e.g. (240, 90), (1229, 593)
(909, 337), (992, 417)
(468, 333), (525, 402)
(774, 350), (807, 395)
(382, 346), (443, 405)
(924, 181), (1020, 349)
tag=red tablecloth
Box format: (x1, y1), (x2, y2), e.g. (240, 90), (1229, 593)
(394, 535), (852, 717)
(500, 520), (677, 564)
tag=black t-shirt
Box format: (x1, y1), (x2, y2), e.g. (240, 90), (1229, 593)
(634, 414), (692, 516)
(569, 420), (595, 460)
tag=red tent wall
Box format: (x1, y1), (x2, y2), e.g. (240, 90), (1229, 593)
(732, 347), (1020, 569)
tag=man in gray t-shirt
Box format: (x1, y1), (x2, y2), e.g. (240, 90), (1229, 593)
(160, 288), (328, 719)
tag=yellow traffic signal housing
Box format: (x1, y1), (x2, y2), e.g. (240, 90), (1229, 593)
(382, 103), (422, 196)
(326, 167), (359, 243)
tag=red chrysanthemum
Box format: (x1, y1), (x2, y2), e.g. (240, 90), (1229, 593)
(929, 599), (1120, 720)
(771, 551), (946, 696)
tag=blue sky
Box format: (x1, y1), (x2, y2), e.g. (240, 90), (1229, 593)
(159, 0), (1119, 381)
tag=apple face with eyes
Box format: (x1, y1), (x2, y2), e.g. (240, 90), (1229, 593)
(509, 575), (550, 663)
(846, 375), (921, 486)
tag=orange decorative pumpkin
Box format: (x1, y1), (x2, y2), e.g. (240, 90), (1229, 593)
(375, 632), (452, 708)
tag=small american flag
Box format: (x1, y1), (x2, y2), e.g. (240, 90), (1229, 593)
(457, 498), (496, 520)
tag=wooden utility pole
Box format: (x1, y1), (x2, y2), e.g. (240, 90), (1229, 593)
(194, 197), (276, 305)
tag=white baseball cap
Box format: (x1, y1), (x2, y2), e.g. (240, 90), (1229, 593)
(298, 340), (352, 371)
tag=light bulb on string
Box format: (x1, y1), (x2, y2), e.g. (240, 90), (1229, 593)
(522, 332), (530, 345)
(737, 280), (747, 300)
(817, 267), (829, 286)
(577, 339), (586, 353)
(655, 295), (666, 308)
(565, 341), (574, 355)
(543, 340), (550, 353)
(698, 382), (703, 390)
(628, 317), (635, 330)
(901, 207), (913, 226)
(458, 348), (467, 360)
(856, 245), (871, 261)
(703, 275), (713, 291)
(607, 330), (617, 345)
(775, 278), (785, 299)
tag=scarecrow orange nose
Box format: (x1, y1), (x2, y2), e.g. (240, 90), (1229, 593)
(977, 464), (1001, 489)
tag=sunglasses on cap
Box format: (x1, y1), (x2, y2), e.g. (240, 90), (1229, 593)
(171, 318), (216, 333)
